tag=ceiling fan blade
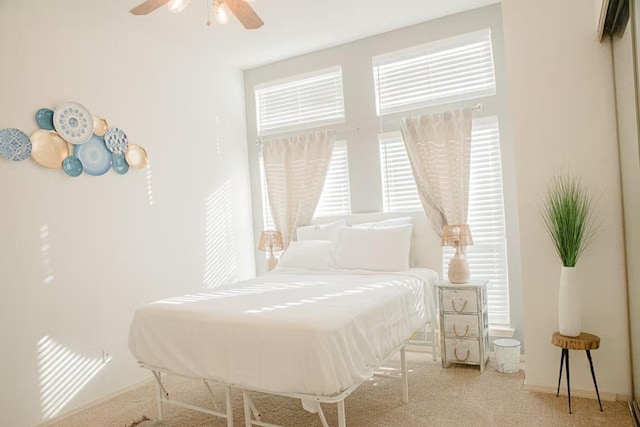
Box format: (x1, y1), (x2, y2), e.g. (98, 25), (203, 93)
(130, 0), (170, 15)
(225, 0), (264, 29)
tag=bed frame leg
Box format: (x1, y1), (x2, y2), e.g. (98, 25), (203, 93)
(431, 327), (438, 362)
(225, 386), (234, 427)
(248, 394), (262, 421)
(242, 389), (253, 427)
(337, 400), (346, 427)
(317, 404), (330, 427)
(401, 346), (409, 404)
(153, 371), (164, 421)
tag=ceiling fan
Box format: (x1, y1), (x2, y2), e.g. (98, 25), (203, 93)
(130, 0), (264, 30)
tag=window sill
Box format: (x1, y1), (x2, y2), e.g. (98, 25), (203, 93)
(489, 325), (515, 338)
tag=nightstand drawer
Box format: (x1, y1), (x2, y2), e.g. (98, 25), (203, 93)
(442, 289), (478, 314)
(445, 339), (480, 364)
(443, 315), (479, 338)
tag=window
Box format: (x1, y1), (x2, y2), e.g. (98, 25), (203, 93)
(372, 29), (496, 116)
(314, 141), (352, 217)
(249, 21), (514, 326)
(379, 133), (421, 212)
(443, 117), (509, 325)
(380, 117), (509, 326)
(255, 66), (345, 135)
(260, 141), (351, 229)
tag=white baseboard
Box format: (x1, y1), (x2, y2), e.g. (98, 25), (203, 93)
(36, 377), (153, 427)
(524, 383), (629, 403)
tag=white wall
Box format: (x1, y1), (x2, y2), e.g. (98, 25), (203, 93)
(502, 0), (631, 397)
(243, 4), (524, 345)
(0, 1), (254, 425)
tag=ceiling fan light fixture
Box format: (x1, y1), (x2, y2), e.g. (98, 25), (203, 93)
(213, 1), (230, 24)
(167, 0), (190, 13)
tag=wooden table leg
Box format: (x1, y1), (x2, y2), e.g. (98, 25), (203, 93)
(565, 349), (572, 414)
(586, 350), (603, 411)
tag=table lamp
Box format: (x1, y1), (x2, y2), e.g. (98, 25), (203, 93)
(442, 224), (473, 284)
(258, 230), (284, 272)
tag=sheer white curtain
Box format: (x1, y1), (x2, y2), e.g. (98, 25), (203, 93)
(262, 130), (336, 246)
(400, 108), (472, 235)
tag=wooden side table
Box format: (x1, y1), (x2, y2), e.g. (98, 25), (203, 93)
(551, 331), (603, 414)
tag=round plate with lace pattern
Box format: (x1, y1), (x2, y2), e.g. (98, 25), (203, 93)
(53, 101), (93, 145)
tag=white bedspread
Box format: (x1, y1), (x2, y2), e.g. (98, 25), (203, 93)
(128, 269), (436, 398)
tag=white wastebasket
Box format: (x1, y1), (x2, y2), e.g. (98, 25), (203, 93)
(493, 338), (521, 373)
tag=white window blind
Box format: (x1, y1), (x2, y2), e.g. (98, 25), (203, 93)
(380, 117), (509, 325)
(373, 29), (496, 116)
(379, 133), (422, 212)
(259, 141), (351, 230)
(314, 141), (352, 217)
(255, 66), (346, 135)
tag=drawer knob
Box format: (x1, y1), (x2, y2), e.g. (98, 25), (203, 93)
(451, 299), (468, 313)
(453, 324), (470, 338)
(454, 347), (471, 362)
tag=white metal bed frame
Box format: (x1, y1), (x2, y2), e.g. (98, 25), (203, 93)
(140, 211), (441, 426)
(142, 342), (410, 427)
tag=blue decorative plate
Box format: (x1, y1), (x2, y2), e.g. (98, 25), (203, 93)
(62, 155), (83, 177)
(112, 153), (129, 175)
(53, 101), (93, 145)
(0, 128), (32, 161)
(35, 108), (55, 130)
(104, 127), (129, 154)
(75, 134), (112, 176)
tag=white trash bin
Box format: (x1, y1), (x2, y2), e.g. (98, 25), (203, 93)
(494, 338), (521, 373)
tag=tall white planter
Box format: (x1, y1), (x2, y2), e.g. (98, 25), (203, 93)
(558, 266), (581, 337)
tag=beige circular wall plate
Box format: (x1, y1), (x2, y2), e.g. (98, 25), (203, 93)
(125, 144), (148, 169)
(30, 130), (69, 169)
(93, 116), (109, 137)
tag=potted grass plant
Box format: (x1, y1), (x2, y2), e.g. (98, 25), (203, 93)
(540, 176), (599, 337)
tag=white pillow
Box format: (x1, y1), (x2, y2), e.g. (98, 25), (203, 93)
(353, 217), (413, 228)
(276, 240), (334, 271)
(333, 224), (413, 272)
(297, 219), (346, 241)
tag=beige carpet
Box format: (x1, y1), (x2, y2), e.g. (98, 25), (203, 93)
(51, 353), (632, 427)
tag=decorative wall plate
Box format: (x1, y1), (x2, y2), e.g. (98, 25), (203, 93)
(30, 130), (69, 169)
(53, 101), (93, 145)
(112, 153), (129, 175)
(0, 128), (32, 161)
(104, 127), (129, 154)
(93, 116), (109, 137)
(75, 134), (112, 176)
(124, 144), (148, 169)
(62, 152), (83, 177)
(35, 108), (55, 130)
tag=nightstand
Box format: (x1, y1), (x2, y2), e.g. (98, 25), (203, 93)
(436, 280), (489, 371)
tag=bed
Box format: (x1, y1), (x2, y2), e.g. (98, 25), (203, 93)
(128, 212), (441, 427)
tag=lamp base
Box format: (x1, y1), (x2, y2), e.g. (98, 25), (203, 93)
(266, 252), (278, 272)
(448, 252), (470, 284)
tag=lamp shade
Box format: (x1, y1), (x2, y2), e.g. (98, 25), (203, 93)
(258, 230), (284, 252)
(441, 224), (473, 247)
